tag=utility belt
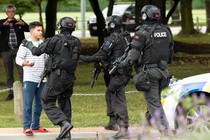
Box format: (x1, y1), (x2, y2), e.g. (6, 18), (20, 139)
(137, 63), (159, 72)
(137, 61), (168, 72)
(52, 68), (75, 75)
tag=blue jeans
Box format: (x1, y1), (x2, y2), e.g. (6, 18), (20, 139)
(23, 81), (45, 130)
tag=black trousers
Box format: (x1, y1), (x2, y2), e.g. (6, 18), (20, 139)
(1, 48), (23, 94)
(41, 71), (75, 125)
(143, 68), (169, 131)
(106, 74), (130, 128)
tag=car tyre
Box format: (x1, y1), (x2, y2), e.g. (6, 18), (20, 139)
(175, 93), (210, 133)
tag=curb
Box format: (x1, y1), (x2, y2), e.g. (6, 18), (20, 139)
(0, 127), (146, 140)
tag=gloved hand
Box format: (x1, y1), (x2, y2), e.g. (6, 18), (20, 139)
(22, 39), (34, 50)
(79, 55), (85, 61)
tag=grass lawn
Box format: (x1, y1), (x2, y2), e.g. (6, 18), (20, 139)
(0, 60), (210, 128)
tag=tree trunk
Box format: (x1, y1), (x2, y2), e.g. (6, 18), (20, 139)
(180, 0), (196, 34)
(168, 0), (181, 25)
(36, 0), (44, 33)
(205, 0), (210, 33)
(107, 0), (114, 17)
(45, 0), (58, 38)
(89, 0), (105, 47)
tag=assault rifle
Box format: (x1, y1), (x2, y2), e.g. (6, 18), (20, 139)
(37, 69), (48, 88)
(90, 62), (101, 88)
(109, 38), (131, 75)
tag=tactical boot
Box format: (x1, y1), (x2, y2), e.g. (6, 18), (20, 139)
(56, 131), (71, 140)
(56, 121), (73, 140)
(104, 117), (119, 131)
(111, 127), (129, 139)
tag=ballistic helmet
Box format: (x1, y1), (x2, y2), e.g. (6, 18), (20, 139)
(141, 5), (160, 21)
(57, 17), (76, 31)
(106, 15), (122, 29)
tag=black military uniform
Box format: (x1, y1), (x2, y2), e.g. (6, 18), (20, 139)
(22, 17), (82, 140)
(80, 15), (132, 139)
(118, 5), (174, 133)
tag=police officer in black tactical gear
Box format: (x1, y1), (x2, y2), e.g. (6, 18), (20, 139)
(117, 5), (174, 133)
(22, 17), (82, 140)
(80, 15), (132, 139)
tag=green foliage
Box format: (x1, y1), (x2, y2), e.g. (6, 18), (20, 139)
(0, 0), (36, 18)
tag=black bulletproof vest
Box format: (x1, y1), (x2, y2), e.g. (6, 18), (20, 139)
(52, 34), (79, 72)
(142, 24), (171, 64)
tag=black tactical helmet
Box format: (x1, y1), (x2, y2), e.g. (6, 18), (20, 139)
(106, 15), (122, 29)
(141, 5), (160, 21)
(57, 17), (76, 30)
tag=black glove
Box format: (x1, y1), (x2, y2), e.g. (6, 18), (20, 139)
(22, 39), (34, 50)
(79, 55), (85, 61)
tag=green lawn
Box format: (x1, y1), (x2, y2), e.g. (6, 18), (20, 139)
(0, 60), (210, 128)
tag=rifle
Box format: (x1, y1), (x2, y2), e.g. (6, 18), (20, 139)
(37, 69), (49, 88)
(90, 62), (101, 88)
(109, 37), (131, 75)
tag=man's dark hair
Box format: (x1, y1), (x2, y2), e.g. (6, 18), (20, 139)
(29, 21), (43, 30)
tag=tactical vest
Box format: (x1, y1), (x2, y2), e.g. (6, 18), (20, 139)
(101, 31), (131, 71)
(51, 34), (79, 72)
(141, 24), (173, 64)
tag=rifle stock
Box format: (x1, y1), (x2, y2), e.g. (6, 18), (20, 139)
(90, 62), (101, 88)
(109, 38), (131, 75)
(37, 70), (48, 88)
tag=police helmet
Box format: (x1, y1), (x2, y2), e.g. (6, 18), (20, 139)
(141, 5), (160, 21)
(106, 15), (122, 29)
(57, 17), (76, 30)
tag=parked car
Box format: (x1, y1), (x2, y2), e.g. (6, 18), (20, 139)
(162, 73), (210, 132)
(88, 3), (136, 36)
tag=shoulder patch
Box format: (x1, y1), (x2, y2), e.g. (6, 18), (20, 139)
(104, 40), (112, 48)
(134, 36), (139, 39)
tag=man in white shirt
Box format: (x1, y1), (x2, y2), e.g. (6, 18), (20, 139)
(16, 21), (48, 136)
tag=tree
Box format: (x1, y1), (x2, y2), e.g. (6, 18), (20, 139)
(107, 0), (114, 17)
(168, 0), (181, 25)
(35, 0), (43, 24)
(166, 0), (180, 24)
(89, 0), (105, 47)
(205, 0), (210, 33)
(45, 0), (58, 38)
(180, 0), (197, 34)
(1, 0), (36, 18)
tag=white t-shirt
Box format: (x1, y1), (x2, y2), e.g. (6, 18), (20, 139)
(16, 38), (48, 83)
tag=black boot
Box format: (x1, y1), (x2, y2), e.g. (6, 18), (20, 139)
(5, 94), (13, 101)
(111, 127), (129, 139)
(56, 121), (73, 140)
(56, 131), (71, 140)
(104, 116), (119, 131)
